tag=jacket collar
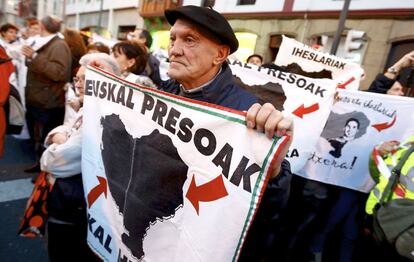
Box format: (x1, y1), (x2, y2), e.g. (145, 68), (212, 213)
(179, 62), (233, 103)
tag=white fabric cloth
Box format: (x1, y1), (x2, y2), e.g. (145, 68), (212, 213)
(40, 109), (83, 178)
(63, 83), (79, 125)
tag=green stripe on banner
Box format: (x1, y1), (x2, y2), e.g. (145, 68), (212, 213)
(88, 66), (281, 261)
(232, 136), (281, 262)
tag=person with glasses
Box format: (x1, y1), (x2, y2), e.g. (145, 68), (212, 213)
(40, 53), (119, 261)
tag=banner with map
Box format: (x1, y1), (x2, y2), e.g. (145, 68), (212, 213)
(229, 59), (336, 173)
(275, 35), (365, 90)
(81, 66), (289, 262)
(296, 89), (414, 192)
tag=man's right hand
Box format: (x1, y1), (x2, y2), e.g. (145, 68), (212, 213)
(246, 103), (294, 178)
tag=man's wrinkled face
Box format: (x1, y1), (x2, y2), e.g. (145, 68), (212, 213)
(2, 28), (17, 43)
(167, 19), (223, 87)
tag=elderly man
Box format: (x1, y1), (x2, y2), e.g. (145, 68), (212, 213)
(91, 5), (293, 260)
(21, 16), (71, 173)
(160, 6), (293, 260)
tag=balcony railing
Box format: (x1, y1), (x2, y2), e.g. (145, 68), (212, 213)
(139, 0), (180, 17)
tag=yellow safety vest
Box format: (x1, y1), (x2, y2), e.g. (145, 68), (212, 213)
(366, 135), (414, 215)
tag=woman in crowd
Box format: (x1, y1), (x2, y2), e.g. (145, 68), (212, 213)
(111, 40), (157, 88)
(40, 53), (119, 261)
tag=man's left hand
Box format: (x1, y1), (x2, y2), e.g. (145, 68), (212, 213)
(246, 103), (293, 178)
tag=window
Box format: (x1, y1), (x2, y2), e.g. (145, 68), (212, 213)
(237, 0), (256, 5)
(152, 30), (170, 51)
(269, 34), (295, 62)
(233, 32), (258, 63)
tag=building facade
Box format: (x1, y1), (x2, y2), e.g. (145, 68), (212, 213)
(140, 0), (414, 90)
(65, 0), (143, 39)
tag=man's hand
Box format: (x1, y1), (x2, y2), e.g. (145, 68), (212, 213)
(21, 45), (35, 58)
(377, 141), (400, 157)
(88, 59), (115, 74)
(51, 132), (68, 145)
(385, 50), (414, 79)
(395, 50), (414, 69)
(246, 103), (293, 178)
(68, 98), (81, 112)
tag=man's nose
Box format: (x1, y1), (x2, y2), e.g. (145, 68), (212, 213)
(169, 39), (184, 57)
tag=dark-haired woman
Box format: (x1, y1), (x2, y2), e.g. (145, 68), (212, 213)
(112, 40), (156, 88)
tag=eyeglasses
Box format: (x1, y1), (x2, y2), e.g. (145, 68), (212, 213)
(73, 76), (85, 83)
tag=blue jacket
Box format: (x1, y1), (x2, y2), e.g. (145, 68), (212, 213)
(160, 62), (292, 260)
(160, 62), (258, 111)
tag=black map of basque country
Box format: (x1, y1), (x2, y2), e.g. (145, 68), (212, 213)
(283, 62), (333, 79)
(100, 114), (188, 260)
(233, 75), (286, 111)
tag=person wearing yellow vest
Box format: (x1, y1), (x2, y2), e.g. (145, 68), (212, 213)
(366, 134), (414, 215)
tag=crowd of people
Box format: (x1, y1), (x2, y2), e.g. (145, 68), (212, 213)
(1, 5), (413, 262)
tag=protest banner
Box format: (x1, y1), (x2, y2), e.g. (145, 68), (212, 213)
(229, 59), (336, 173)
(81, 66), (289, 261)
(297, 89), (414, 192)
(275, 35), (365, 90)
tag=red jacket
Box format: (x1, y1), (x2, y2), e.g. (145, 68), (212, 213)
(0, 46), (15, 157)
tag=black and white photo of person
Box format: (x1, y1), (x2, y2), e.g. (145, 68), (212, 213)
(328, 118), (360, 158)
(320, 111), (370, 159)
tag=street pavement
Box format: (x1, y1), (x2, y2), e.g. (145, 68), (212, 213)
(0, 136), (48, 261)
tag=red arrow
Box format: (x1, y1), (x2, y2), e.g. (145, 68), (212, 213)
(372, 116), (397, 132)
(292, 103), (319, 118)
(186, 174), (228, 215)
(338, 77), (355, 89)
(87, 176), (108, 208)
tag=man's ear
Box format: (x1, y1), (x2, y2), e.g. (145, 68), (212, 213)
(213, 45), (230, 65)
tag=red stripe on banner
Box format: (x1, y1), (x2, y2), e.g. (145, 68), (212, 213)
(372, 148), (380, 166)
(90, 66), (247, 117)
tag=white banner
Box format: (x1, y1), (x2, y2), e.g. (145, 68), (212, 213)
(275, 35), (365, 90)
(82, 67), (289, 261)
(297, 89), (414, 192)
(229, 59), (336, 173)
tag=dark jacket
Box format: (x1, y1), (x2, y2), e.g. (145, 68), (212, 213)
(160, 62), (292, 260)
(367, 74), (395, 94)
(25, 36), (71, 109)
(160, 62), (258, 111)
(144, 53), (162, 86)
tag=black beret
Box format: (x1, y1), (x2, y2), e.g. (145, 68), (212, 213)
(165, 5), (239, 54)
